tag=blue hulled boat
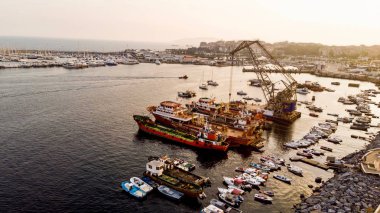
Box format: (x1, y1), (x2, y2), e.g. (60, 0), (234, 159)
(157, 185), (184, 201)
(121, 181), (147, 200)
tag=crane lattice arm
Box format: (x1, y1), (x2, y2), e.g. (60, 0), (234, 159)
(230, 40), (298, 115)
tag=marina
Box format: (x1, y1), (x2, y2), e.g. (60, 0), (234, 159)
(2, 0), (380, 212)
(2, 62), (379, 212)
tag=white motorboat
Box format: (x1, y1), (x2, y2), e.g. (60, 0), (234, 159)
(287, 165), (303, 176)
(242, 96), (253, 100)
(327, 136), (342, 144)
(237, 90), (247, 96)
(201, 204), (224, 213)
(199, 83), (208, 90)
(273, 175), (292, 184)
(217, 188), (245, 200)
(218, 192), (241, 207)
(130, 177), (154, 193)
(296, 88), (310, 94)
(227, 185), (245, 195)
(207, 80), (219, 86)
(284, 141), (299, 149)
(254, 193), (273, 203)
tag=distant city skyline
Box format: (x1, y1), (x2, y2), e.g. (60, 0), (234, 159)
(1, 0), (380, 46)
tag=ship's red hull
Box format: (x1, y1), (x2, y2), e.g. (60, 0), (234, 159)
(135, 120), (229, 152)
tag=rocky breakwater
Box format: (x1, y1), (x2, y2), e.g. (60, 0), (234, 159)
(295, 134), (380, 213)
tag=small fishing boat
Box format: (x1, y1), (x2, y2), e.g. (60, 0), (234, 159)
(237, 90), (247, 96)
(130, 177), (154, 193)
(297, 151), (313, 158)
(284, 141), (299, 149)
(223, 177), (251, 191)
(238, 174), (261, 186)
(223, 176), (236, 186)
(325, 88), (335, 92)
(296, 88), (310, 94)
(350, 124), (369, 131)
(320, 146), (333, 152)
(157, 185), (184, 201)
(227, 186), (245, 195)
(207, 69), (218, 86)
(331, 82), (340, 85)
(307, 105), (323, 112)
(287, 165), (303, 176)
(273, 175), (292, 184)
(141, 176), (159, 188)
(207, 80), (219, 86)
(306, 149), (324, 156)
(179, 75), (188, 79)
(253, 98), (262, 102)
(327, 136), (342, 144)
(325, 119), (338, 124)
(218, 188), (245, 201)
(155, 59), (161, 65)
(343, 100), (355, 105)
(178, 90), (196, 98)
(235, 167), (246, 173)
(201, 204), (224, 213)
(262, 160), (281, 171)
(121, 181), (147, 200)
(250, 163), (271, 172)
(254, 193), (273, 203)
(243, 96), (253, 100)
(327, 113), (339, 117)
(259, 190), (274, 197)
(309, 113), (319, 117)
(260, 156), (285, 165)
(218, 192), (241, 207)
(209, 199), (243, 213)
(199, 84), (208, 90)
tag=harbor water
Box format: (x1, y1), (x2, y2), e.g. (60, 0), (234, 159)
(1, 64), (379, 212)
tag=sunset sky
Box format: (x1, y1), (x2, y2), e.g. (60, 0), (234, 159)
(1, 0), (380, 45)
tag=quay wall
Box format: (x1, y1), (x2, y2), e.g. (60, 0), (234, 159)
(294, 133), (380, 213)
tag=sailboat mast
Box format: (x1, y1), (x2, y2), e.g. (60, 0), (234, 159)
(227, 56), (234, 112)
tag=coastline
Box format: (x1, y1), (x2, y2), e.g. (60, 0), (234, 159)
(294, 133), (380, 213)
(2, 60), (379, 86)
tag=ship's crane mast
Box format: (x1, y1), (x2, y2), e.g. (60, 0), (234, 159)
(230, 40), (299, 121)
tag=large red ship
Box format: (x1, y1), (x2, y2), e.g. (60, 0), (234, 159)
(133, 115), (229, 152)
(146, 100), (265, 149)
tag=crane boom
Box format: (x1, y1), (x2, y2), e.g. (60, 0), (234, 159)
(229, 40), (299, 122)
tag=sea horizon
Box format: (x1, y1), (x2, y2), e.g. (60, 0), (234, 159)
(0, 36), (180, 52)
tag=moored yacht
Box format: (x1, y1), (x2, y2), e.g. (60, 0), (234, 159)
(207, 80), (219, 86)
(199, 83), (208, 90)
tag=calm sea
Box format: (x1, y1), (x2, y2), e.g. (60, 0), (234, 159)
(0, 64), (378, 212)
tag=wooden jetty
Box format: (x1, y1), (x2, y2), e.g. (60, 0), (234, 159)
(299, 158), (330, 170)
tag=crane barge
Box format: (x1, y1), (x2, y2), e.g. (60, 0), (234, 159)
(229, 40), (301, 124)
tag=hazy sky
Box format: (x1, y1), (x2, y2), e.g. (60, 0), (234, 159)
(1, 0), (380, 45)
